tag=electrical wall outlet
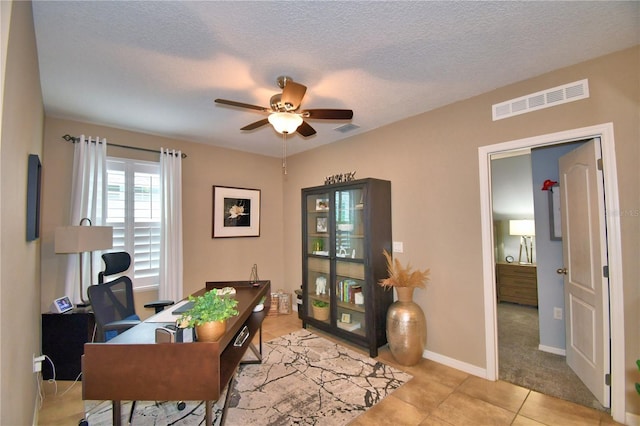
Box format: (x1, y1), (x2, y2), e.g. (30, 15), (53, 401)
(33, 354), (45, 373)
(553, 307), (563, 320)
(392, 241), (404, 253)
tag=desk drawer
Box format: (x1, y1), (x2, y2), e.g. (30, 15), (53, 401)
(498, 285), (537, 302)
(499, 276), (537, 289)
(496, 263), (537, 307)
(497, 264), (536, 279)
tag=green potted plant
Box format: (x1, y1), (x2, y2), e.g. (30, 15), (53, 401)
(636, 359), (640, 395)
(311, 299), (330, 321)
(178, 290), (239, 342)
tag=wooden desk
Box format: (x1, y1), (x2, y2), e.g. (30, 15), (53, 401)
(82, 280), (270, 425)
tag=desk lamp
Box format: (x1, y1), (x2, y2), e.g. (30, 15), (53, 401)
(509, 219), (535, 264)
(55, 218), (113, 305)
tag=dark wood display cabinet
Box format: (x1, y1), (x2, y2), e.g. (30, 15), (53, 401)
(301, 178), (393, 357)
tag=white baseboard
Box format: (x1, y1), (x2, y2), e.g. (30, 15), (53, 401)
(423, 349), (488, 379)
(538, 344), (566, 356)
(626, 411), (640, 426)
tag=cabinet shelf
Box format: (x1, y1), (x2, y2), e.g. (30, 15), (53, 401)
(308, 294), (365, 313)
(301, 178), (392, 358)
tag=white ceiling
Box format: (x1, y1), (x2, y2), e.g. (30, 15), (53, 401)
(32, 1), (639, 157)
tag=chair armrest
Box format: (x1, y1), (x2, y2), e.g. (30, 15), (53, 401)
(144, 300), (175, 314)
(103, 319), (140, 332)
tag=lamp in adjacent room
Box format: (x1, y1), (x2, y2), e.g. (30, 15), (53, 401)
(509, 219), (535, 264)
(55, 218), (113, 305)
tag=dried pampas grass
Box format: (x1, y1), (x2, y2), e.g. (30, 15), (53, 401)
(378, 250), (430, 288)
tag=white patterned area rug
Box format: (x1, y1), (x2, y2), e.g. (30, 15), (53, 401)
(84, 329), (411, 425)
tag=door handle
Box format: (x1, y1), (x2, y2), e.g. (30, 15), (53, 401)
(556, 268), (568, 275)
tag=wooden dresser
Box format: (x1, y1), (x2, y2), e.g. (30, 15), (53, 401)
(496, 263), (538, 307)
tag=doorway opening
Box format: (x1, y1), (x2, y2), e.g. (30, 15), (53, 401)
(491, 142), (605, 409)
(478, 123), (625, 423)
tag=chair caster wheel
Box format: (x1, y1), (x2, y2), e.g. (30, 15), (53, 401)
(177, 401), (186, 411)
(78, 419), (89, 426)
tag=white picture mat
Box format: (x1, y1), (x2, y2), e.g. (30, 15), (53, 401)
(213, 186), (261, 238)
(550, 186), (562, 239)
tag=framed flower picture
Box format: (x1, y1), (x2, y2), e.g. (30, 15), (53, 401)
(212, 186), (261, 238)
(316, 217), (328, 233)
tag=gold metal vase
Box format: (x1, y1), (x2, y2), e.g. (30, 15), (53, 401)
(386, 287), (426, 366)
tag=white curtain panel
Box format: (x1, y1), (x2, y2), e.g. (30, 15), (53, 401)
(64, 135), (108, 304)
(159, 148), (184, 302)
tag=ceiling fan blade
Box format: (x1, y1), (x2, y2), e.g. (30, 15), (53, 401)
(302, 109), (353, 120)
(281, 81), (307, 110)
(215, 98), (269, 112)
(296, 121), (316, 137)
(241, 118), (270, 131)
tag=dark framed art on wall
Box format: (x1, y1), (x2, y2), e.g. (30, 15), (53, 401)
(26, 154), (42, 241)
(212, 185), (261, 238)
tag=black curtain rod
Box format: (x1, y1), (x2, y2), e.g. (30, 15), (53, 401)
(61, 134), (187, 159)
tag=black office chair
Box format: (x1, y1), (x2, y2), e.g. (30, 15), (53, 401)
(89, 252), (174, 342)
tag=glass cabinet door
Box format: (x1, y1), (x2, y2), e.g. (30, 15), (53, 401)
(307, 257), (331, 324)
(335, 260), (366, 337)
(306, 192), (330, 257)
(334, 188), (364, 260)
(306, 192), (331, 324)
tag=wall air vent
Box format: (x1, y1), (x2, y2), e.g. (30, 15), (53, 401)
(492, 79), (589, 121)
(334, 123), (360, 133)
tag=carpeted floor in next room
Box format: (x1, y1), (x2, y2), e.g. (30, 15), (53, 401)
(497, 301), (605, 412)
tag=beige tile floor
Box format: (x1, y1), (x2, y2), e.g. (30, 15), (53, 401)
(38, 314), (621, 426)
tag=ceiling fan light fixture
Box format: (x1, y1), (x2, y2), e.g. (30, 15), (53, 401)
(268, 112), (303, 134)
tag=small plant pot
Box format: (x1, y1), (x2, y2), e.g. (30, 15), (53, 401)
(195, 320), (226, 342)
(312, 305), (329, 321)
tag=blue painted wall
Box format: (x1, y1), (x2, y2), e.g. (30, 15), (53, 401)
(531, 141), (585, 351)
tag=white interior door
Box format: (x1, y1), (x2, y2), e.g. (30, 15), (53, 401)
(558, 138), (610, 407)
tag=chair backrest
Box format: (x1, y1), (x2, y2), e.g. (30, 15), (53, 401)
(88, 276), (137, 341)
(98, 252), (131, 284)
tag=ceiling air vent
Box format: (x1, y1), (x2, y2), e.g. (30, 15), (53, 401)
(492, 79), (589, 121)
(334, 123), (360, 133)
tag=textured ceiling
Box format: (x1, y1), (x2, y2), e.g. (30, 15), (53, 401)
(32, 1), (639, 157)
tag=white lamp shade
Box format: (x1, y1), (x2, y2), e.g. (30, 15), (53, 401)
(509, 219), (535, 236)
(268, 112), (303, 134)
(55, 225), (113, 253)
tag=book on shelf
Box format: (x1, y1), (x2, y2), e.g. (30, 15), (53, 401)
(337, 321), (361, 332)
(337, 279), (362, 304)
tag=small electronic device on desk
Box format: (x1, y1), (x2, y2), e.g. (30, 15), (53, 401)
(50, 296), (73, 313)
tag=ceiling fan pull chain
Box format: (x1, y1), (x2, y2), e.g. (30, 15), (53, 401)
(282, 133), (287, 175)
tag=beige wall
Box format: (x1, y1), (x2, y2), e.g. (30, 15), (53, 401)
(283, 46), (639, 414)
(40, 118), (285, 318)
(0, 1), (44, 424)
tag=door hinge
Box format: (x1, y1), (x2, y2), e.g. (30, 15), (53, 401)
(597, 158), (603, 171)
(603, 265), (609, 278)
(605, 373), (611, 386)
